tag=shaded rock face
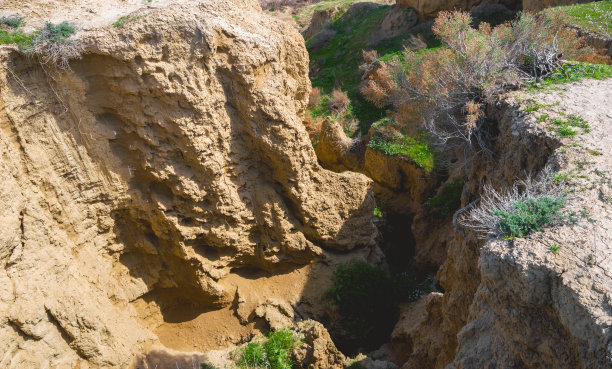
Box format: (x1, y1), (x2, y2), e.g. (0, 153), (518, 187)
(0, 0), (377, 367)
(303, 7), (339, 41)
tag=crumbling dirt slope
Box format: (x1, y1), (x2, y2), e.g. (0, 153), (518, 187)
(0, 0), (378, 367)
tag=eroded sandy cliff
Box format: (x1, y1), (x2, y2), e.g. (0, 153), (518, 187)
(0, 0), (379, 367)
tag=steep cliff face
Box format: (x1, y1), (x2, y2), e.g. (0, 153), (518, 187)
(389, 79), (612, 369)
(0, 1), (378, 367)
(450, 79), (612, 369)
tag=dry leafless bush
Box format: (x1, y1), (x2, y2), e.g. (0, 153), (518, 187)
(308, 87), (322, 108)
(303, 115), (324, 141)
(461, 166), (564, 238)
(309, 25), (337, 51)
(361, 11), (597, 159)
(330, 89), (350, 115)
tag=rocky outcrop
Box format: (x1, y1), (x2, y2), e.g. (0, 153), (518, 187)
(0, 0), (378, 367)
(315, 119), (365, 173)
(303, 7), (339, 41)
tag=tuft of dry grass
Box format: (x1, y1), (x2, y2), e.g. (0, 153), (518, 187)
(303, 115), (324, 141)
(329, 89), (350, 115)
(308, 87), (322, 109)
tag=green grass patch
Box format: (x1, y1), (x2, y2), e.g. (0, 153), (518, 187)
(369, 131), (435, 171)
(550, 114), (590, 137)
(113, 15), (141, 27)
(1, 16), (25, 29)
(529, 62), (612, 91)
(373, 206), (383, 218)
(545, 1), (612, 36)
(237, 329), (299, 369)
(425, 177), (466, 217)
(493, 196), (565, 238)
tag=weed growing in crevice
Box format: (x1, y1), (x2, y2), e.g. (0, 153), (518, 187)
(549, 243), (561, 253)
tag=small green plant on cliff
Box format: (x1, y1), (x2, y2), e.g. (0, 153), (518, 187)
(31, 21), (83, 70)
(493, 196), (565, 238)
(237, 329), (299, 369)
(463, 167), (567, 239)
(0, 16), (25, 29)
(425, 177), (466, 217)
(113, 15), (141, 27)
(0, 16), (36, 49)
(549, 243), (561, 253)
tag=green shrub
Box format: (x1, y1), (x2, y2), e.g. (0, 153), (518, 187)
(425, 177), (466, 217)
(0, 29), (36, 49)
(0, 16), (24, 29)
(238, 329), (299, 369)
(493, 196), (565, 238)
(44, 21), (76, 43)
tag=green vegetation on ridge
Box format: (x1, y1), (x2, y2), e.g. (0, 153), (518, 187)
(545, 0), (612, 36)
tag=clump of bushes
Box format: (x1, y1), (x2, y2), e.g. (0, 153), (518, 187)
(361, 11), (604, 158)
(463, 168), (566, 239)
(329, 261), (426, 352)
(237, 328), (300, 369)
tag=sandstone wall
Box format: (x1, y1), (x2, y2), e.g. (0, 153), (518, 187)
(0, 1), (377, 367)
